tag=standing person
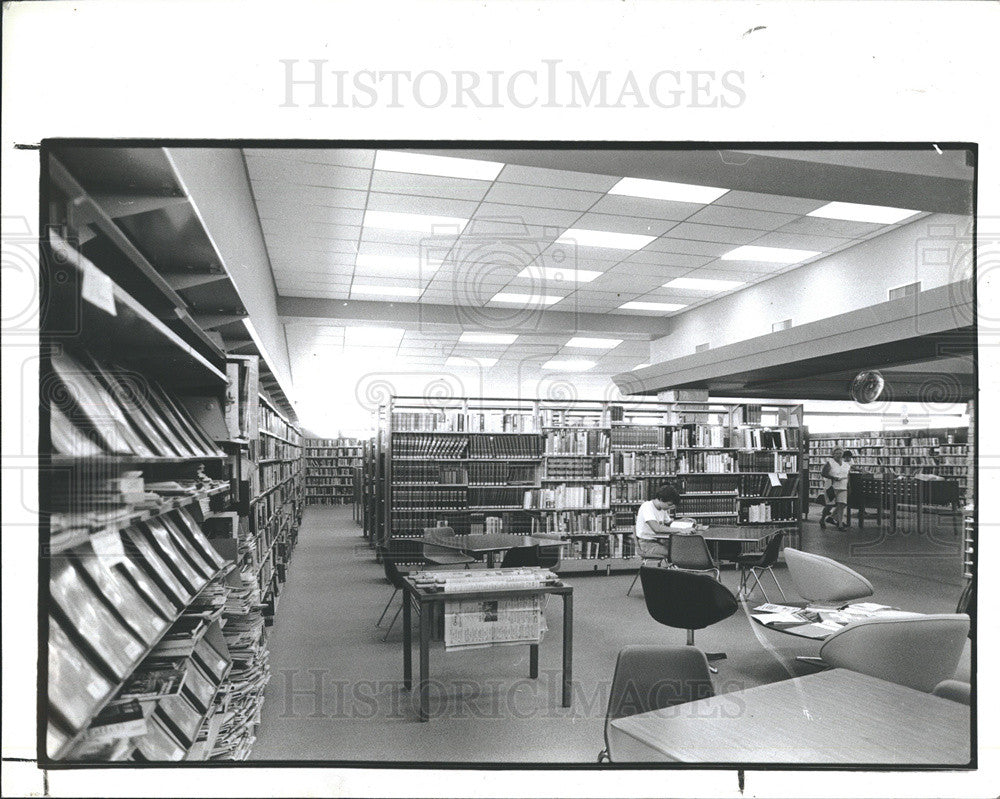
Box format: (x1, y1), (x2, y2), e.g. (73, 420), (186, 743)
(634, 484), (680, 561)
(820, 447), (851, 530)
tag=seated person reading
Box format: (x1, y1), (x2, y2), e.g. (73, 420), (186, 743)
(634, 485), (681, 561)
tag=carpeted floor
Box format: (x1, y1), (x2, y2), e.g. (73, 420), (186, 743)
(249, 505), (966, 763)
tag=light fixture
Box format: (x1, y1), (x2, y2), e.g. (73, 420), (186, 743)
(720, 245), (821, 263)
(363, 210), (468, 234)
(663, 277), (745, 291)
(807, 201), (920, 225)
(458, 332), (518, 344)
(609, 177), (729, 205)
(618, 301), (688, 312)
(489, 292), (564, 306)
(350, 284), (422, 297)
(446, 356), (499, 368)
(632, 363), (650, 370)
(564, 337), (622, 349)
(374, 151), (505, 181)
(541, 359), (596, 372)
(355, 254), (441, 273)
(516, 265), (603, 283)
(556, 228), (656, 251)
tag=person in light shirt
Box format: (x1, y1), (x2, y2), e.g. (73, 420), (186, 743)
(634, 484), (681, 561)
(820, 447), (851, 530)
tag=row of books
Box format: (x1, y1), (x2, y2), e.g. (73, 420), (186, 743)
(305, 438), (362, 448)
(677, 495), (739, 515)
(540, 408), (610, 428)
(742, 503), (797, 523)
(562, 534), (630, 559)
(390, 511), (471, 536)
(304, 485), (353, 495)
(673, 424), (728, 448)
(469, 462), (537, 485)
(257, 436), (299, 462)
(611, 478), (672, 503)
(304, 458), (359, 467)
(543, 429), (610, 456)
(393, 487), (467, 509)
(530, 512), (615, 535)
(392, 434), (467, 459)
(733, 426), (800, 450)
(257, 461), (295, 494)
(610, 427), (667, 449)
(524, 484), (611, 510)
(737, 452), (799, 472)
(50, 349), (225, 460)
(469, 487), (531, 508)
(544, 456), (610, 480)
(259, 404), (300, 445)
(613, 452), (673, 476)
(394, 463), (465, 484)
(391, 410), (468, 432)
(469, 434), (544, 459)
(306, 467), (355, 476)
(305, 496), (352, 505)
(675, 452), (735, 473)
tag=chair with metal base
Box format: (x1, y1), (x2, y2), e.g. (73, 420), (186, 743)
(735, 530), (787, 602)
(375, 539), (424, 641)
(667, 533), (720, 581)
(626, 534), (669, 596)
(639, 566), (738, 673)
(422, 526), (475, 568)
(500, 544), (540, 568)
(597, 645), (714, 763)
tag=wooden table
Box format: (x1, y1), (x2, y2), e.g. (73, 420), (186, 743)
(426, 533), (562, 568)
(609, 668), (970, 764)
(401, 575), (574, 721)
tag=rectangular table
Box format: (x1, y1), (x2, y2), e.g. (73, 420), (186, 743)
(401, 575), (573, 721)
(651, 525), (773, 563)
(426, 533), (562, 568)
(609, 668), (970, 765)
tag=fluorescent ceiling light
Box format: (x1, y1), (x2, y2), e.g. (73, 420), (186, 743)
(446, 356), (499, 368)
(663, 277), (745, 291)
(355, 254), (441, 273)
(350, 284), (422, 297)
(489, 292), (564, 306)
(609, 177), (729, 205)
(564, 337), (622, 349)
(541, 359), (596, 372)
(720, 245), (821, 264)
(807, 201), (920, 225)
(344, 326), (404, 347)
(632, 363), (650, 370)
(458, 332), (518, 344)
(557, 228), (656, 251)
(619, 301), (688, 312)
(363, 209), (468, 234)
(516, 265), (603, 283)
(375, 151), (504, 181)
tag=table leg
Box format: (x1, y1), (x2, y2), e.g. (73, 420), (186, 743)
(561, 593), (573, 708)
(419, 601), (431, 722)
(529, 644), (539, 678)
(402, 590), (412, 690)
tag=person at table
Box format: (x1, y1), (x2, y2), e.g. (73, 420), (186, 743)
(820, 447), (851, 530)
(635, 485), (681, 560)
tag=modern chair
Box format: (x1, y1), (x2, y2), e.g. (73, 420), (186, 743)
(537, 542), (562, 571)
(819, 613), (970, 692)
(667, 534), (720, 581)
(421, 526), (475, 567)
(735, 530), (787, 603)
(639, 566), (738, 673)
(783, 547), (874, 604)
(626, 533), (669, 597)
(376, 539), (424, 641)
(932, 679), (971, 705)
(597, 645), (714, 763)
(500, 545), (540, 568)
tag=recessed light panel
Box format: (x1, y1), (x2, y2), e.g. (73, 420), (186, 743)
(720, 245), (821, 264)
(557, 228), (656, 251)
(517, 265), (604, 283)
(363, 210), (469, 234)
(489, 292), (564, 306)
(609, 177), (729, 205)
(564, 337), (622, 349)
(355, 254), (441, 273)
(663, 277), (745, 291)
(632, 363), (650, 370)
(458, 332), (519, 344)
(350, 284), (422, 297)
(807, 201), (920, 225)
(541, 359), (596, 372)
(619, 301), (688, 312)
(375, 151), (505, 181)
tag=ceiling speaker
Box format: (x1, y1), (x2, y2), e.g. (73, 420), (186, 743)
(851, 370), (885, 404)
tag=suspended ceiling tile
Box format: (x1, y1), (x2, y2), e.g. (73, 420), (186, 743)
(663, 221), (765, 245)
(255, 200), (366, 224)
(473, 201), (582, 229)
(587, 194), (706, 222)
(713, 190), (826, 215)
(246, 148), (375, 169)
(778, 216), (885, 239)
(260, 220), (364, 241)
(684, 204), (800, 231)
(496, 164), (619, 192)
(643, 236), (735, 257)
(369, 170), (492, 202)
(360, 227), (451, 248)
(483, 182), (604, 211)
(253, 184), (370, 208)
(365, 191), (480, 219)
(751, 230), (854, 252)
(571, 212), (678, 237)
(622, 250), (716, 268)
(605, 261), (691, 279)
(248, 160), (372, 191)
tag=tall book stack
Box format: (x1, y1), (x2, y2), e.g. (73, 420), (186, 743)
(304, 437), (363, 505)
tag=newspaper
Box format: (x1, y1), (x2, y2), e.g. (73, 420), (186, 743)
(444, 595), (547, 651)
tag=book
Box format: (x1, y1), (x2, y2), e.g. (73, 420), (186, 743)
(80, 699), (147, 741)
(119, 660), (189, 700)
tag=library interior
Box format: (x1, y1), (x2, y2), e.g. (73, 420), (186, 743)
(40, 144), (976, 766)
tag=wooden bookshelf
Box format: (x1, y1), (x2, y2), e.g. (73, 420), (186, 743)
(375, 397), (805, 573)
(303, 437), (363, 505)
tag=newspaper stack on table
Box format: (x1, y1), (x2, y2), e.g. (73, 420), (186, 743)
(408, 568), (561, 651)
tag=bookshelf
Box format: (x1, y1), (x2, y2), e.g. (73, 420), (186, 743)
(44, 147), (304, 762)
(806, 427), (970, 505)
(376, 397), (805, 573)
(304, 437), (364, 505)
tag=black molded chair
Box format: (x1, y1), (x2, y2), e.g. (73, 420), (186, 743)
(667, 533), (720, 580)
(376, 539), (424, 641)
(597, 645), (714, 763)
(626, 533), (669, 596)
(735, 530), (787, 602)
(639, 565), (739, 673)
(500, 545), (540, 568)
(422, 526), (475, 567)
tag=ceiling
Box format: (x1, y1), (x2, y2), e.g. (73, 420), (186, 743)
(241, 146), (972, 384)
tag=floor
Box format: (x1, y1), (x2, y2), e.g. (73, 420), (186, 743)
(249, 505), (967, 764)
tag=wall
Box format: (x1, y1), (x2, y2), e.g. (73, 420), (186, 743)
(651, 212), (973, 360)
(165, 148), (294, 395)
